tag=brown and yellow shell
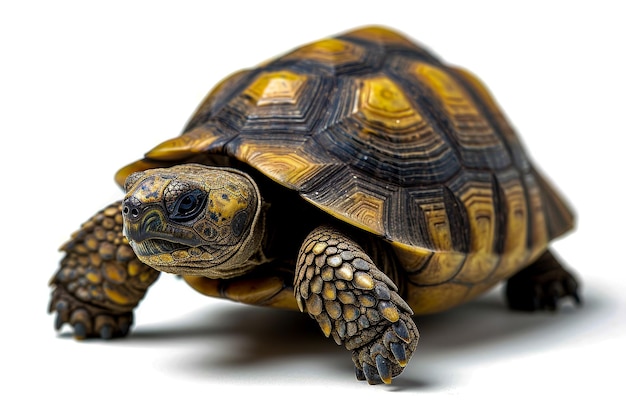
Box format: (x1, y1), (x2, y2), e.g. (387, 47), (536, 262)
(116, 26), (574, 314)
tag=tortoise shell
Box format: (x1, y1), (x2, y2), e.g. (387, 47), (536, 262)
(116, 26), (574, 314)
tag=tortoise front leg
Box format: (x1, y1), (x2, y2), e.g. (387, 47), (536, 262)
(49, 202), (160, 339)
(295, 226), (419, 384)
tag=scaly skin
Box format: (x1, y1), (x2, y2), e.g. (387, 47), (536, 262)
(49, 202), (160, 339)
(506, 250), (581, 311)
(295, 226), (419, 384)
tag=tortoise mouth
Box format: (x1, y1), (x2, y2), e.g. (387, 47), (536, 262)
(128, 238), (226, 275)
(129, 238), (189, 258)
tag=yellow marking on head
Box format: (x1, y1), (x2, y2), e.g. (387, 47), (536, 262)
(358, 76), (423, 130)
(246, 70), (307, 106)
(208, 186), (249, 225)
(129, 177), (169, 204)
(159, 253), (174, 263)
(172, 250), (190, 260)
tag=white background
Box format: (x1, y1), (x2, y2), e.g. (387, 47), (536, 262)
(2, 1), (625, 415)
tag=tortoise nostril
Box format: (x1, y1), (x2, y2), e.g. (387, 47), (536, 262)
(122, 197), (142, 219)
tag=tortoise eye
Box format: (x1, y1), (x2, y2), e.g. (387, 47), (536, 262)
(170, 190), (207, 222)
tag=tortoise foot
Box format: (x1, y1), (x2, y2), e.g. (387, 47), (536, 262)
(49, 286), (133, 339)
(49, 201), (160, 339)
(295, 225), (419, 384)
(506, 250), (581, 312)
(351, 311), (419, 384)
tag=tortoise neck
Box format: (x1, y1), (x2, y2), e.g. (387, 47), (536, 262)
(204, 201), (271, 279)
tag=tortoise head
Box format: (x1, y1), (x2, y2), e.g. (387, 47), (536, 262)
(122, 164), (263, 277)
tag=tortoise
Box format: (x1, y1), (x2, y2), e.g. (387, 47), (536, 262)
(49, 26), (579, 385)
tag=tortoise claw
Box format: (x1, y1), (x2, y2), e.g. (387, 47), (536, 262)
(355, 366), (366, 381)
(390, 342), (408, 367)
(375, 355), (392, 384)
(73, 322), (87, 339)
(49, 286), (134, 339)
(99, 324), (113, 340)
(563, 276), (582, 306)
(352, 311), (419, 385)
(506, 251), (580, 312)
(362, 363), (384, 385)
(118, 318), (132, 337)
(54, 313), (64, 331)
(392, 320), (410, 343)
(53, 300), (69, 330)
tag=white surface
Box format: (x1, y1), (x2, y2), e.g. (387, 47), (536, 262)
(1, 1), (625, 416)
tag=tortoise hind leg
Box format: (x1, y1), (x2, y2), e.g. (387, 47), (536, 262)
(295, 226), (419, 384)
(506, 250), (580, 311)
(49, 202), (160, 339)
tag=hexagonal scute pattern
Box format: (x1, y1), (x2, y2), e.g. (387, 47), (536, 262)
(117, 27), (574, 310)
